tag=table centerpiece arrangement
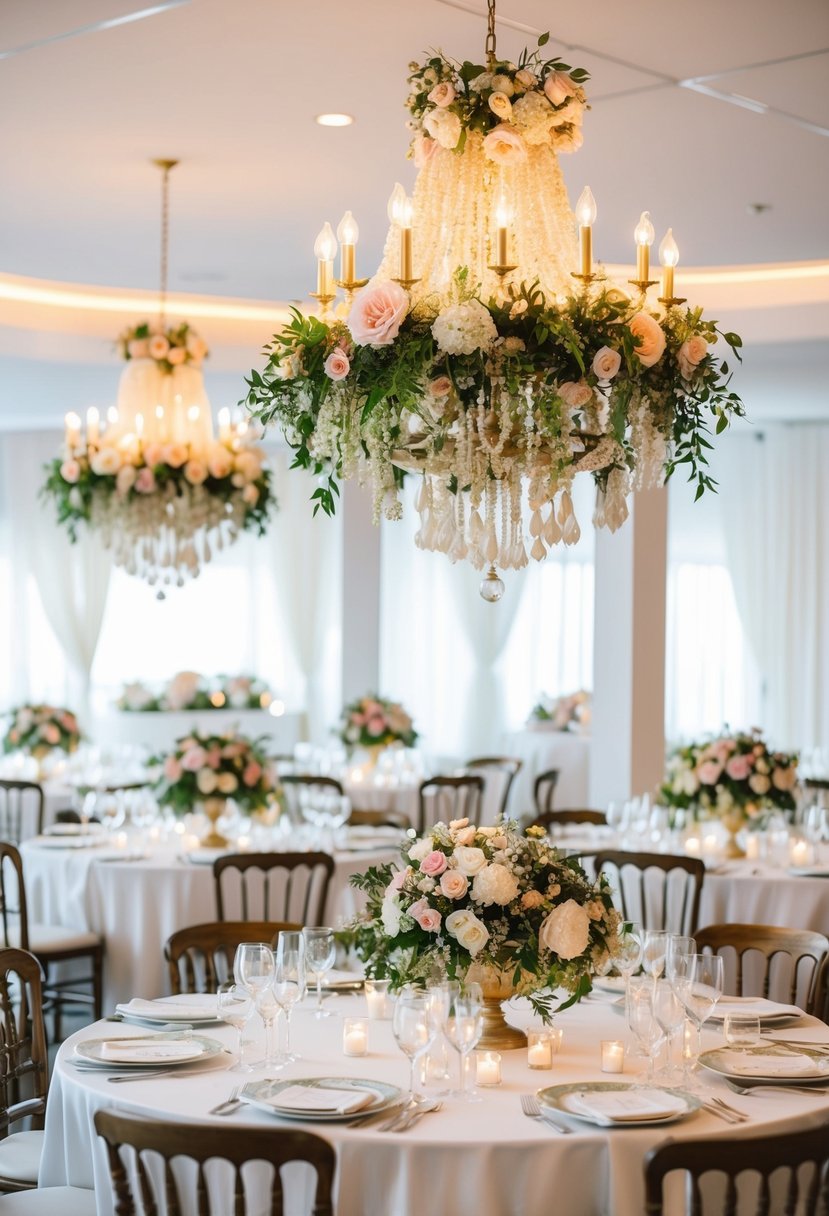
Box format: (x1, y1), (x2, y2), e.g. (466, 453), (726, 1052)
(350, 817), (620, 1048)
(119, 671), (275, 713)
(660, 728), (799, 857)
(2, 703), (81, 775)
(339, 694), (418, 766)
(150, 728), (282, 847)
(528, 689), (591, 732)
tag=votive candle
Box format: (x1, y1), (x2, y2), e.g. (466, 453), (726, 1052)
(342, 1017), (368, 1057)
(527, 1030), (553, 1069)
(601, 1040), (624, 1073)
(475, 1050), (501, 1087)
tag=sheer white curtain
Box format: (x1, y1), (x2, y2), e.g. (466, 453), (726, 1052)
(719, 426), (829, 751)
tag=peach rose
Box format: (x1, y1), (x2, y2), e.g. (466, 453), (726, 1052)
(482, 124), (527, 165)
(184, 459), (208, 485)
(167, 345), (186, 365)
(182, 747), (208, 771)
(128, 338), (149, 359)
(678, 335), (709, 380)
(439, 870), (469, 900)
(242, 483), (260, 506)
(697, 760), (722, 786)
(90, 447), (122, 476)
(521, 890), (545, 910)
(207, 446), (233, 479)
(628, 312), (666, 368)
(115, 465), (136, 495)
(544, 71), (578, 107)
(427, 81), (456, 107)
(324, 350), (350, 381)
(725, 754), (753, 781)
(243, 761), (262, 787)
(148, 334), (170, 360)
(142, 443), (163, 468)
(592, 346), (621, 381)
(162, 443), (188, 469)
(772, 766), (797, 792)
(134, 467), (156, 494)
(60, 459), (80, 484)
(428, 375), (452, 397)
(348, 281), (408, 348)
(559, 380), (593, 408)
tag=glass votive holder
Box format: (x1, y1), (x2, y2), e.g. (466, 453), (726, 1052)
(527, 1029), (557, 1069)
(364, 978), (392, 1020)
(601, 1040), (625, 1074)
(342, 1017), (368, 1057)
(723, 1014), (762, 1048)
(475, 1050), (502, 1087)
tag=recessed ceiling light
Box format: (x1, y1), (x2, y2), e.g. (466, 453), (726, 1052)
(316, 113), (354, 128)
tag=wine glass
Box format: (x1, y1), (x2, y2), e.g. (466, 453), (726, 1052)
(613, 922), (643, 1023)
(666, 935), (696, 986)
(302, 927), (336, 1018)
(443, 982), (483, 1102)
(392, 987), (437, 1100)
(675, 953), (724, 1078)
(233, 942), (275, 998)
(626, 976), (664, 1084)
(652, 979), (685, 1083)
(274, 931), (306, 1062)
(216, 982), (254, 1073)
(641, 930), (669, 981)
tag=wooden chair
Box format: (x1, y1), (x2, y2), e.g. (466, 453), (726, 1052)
(347, 808), (411, 830)
(0, 947), (96, 1214)
(94, 1108), (336, 1216)
(165, 920), (301, 994)
(465, 757), (522, 821)
(213, 852), (334, 924)
(530, 808), (607, 831)
(593, 850), (705, 936)
(0, 844), (102, 1039)
(644, 1121), (829, 1215)
(695, 923), (829, 1015)
(418, 775), (484, 834)
(532, 768), (560, 817)
(0, 783), (43, 845)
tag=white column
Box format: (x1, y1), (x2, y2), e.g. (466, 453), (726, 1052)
(340, 479), (382, 703)
(589, 486), (668, 807)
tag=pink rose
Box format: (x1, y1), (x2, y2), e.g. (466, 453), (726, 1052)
(413, 135), (438, 169)
(42, 724), (60, 744)
(134, 467), (157, 494)
(628, 312), (666, 368)
(148, 334), (170, 360)
(184, 459), (208, 485)
(427, 81), (456, 107)
(167, 345), (186, 365)
(243, 761), (262, 787)
(60, 712), (77, 731)
(592, 346), (622, 381)
(348, 281), (408, 348)
(725, 754), (752, 781)
(163, 756), (183, 782)
(544, 70), (578, 107)
(365, 715), (386, 738)
(559, 381), (593, 408)
(385, 869), (409, 899)
(207, 447), (233, 479)
(182, 746), (208, 772)
(697, 760), (722, 786)
(415, 907), (442, 933)
(420, 850), (448, 876)
(128, 338), (149, 359)
(60, 460), (80, 484)
(205, 747), (222, 769)
(482, 124), (527, 166)
(440, 870), (469, 900)
(324, 350), (350, 381)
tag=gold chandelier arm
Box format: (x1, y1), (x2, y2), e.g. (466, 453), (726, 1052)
(152, 157), (179, 327)
(485, 0), (497, 68)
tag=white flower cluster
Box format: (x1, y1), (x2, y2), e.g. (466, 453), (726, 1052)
(432, 300), (498, 356)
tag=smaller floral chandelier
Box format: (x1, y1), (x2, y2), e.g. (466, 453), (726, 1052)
(44, 160), (275, 595)
(245, 1), (744, 600)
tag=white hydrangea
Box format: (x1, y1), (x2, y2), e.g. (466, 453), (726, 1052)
(432, 300), (498, 356)
(381, 896), (402, 937)
(423, 108), (462, 149)
(510, 91), (556, 145)
(471, 862), (520, 907)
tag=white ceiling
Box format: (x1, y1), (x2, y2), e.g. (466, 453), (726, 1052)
(0, 0), (827, 425)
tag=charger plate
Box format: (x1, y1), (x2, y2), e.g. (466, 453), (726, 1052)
(538, 1082), (700, 1128)
(242, 1076), (401, 1122)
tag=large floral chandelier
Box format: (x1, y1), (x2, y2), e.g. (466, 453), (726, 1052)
(44, 160), (275, 596)
(245, 2), (743, 600)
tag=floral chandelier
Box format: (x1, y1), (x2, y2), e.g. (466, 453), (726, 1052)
(44, 159), (275, 596)
(245, 2), (744, 600)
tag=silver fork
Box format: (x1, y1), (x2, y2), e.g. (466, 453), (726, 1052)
(391, 1098), (442, 1132)
(520, 1093), (572, 1134)
(725, 1080), (829, 1098)
(209, 1086), (242, 1116)
(704, 1096), (749, 1124)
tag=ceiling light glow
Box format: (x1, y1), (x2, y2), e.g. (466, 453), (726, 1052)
(315, 113), (354, 127)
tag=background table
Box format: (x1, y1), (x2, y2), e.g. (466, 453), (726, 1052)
(21, 838), (399, 1009)
(503, 728), (591, 816)
(40, 994), (829, 1216)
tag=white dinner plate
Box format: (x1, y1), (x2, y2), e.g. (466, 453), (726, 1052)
(699, 1045), (829, 1085)
(708, 999), (803, 1027)
(241, 1076), (402, 1122)
(592, 975), (626, 995)
(30, 835), (109, 850)
(789, 865), (829, 878)
(538, 1082), (700, 1128)
(183, 848), (233, 865)
(74, 1033), (225, 1069)
(115, 994), (224, 1025)
(43, 823), (106, 837)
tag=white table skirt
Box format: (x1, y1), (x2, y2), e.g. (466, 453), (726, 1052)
(502, 729), (591, 817)
(20, 840), (398, 1009)
(40, 996), (829, 1216)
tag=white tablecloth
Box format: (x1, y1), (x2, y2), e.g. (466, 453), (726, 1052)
(20, 839), (399, 1009)
(503, 729), (591, 816)
(39, 996), (829, 1216)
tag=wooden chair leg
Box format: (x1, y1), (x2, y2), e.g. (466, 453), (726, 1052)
(93, 946), (103, 1020)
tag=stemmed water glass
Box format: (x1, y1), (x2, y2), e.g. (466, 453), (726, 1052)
(641, 930), (669, 981)
(274, 931), (306, 1063)
(302, 927), (336, 1018)
(217, 982), (254, 1073)
(666, 935), (696, 986)
(392, 987), (437, 1100)
(674, 953), (724, 1080)
(443, 982), (483, 1102)
(652, 979), (685, 1083)
(627, 976), (664, 1084)
(233, 942), (276, 1068)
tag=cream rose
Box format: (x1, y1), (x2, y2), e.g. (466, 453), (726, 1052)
(427, 81), (456, 107)
(348, 281), (408, 348)
(482, 124), (527, 165)
(196, 768), (219, 795)
(163, 442), (188, 469)
(592, 346), (622, 381)
(428, 375), (452, 397)
(471, 862), (520, 907)
(423, 108), (462, 149)
(115, 465), (136, 495)
(217, 772), (238, 794)
(148, 334), (170, 360)
(445, 909), (490, 956)
(543, 70), (578, 107)
(488, 91), (513, 120)
(207, 446), (233, 479)
(408, 837), (433, 863)
(167, 345), (186, 365)
(439, 870), (469, 900)
(184, 459), (208, 485)
(748, 773), (771, 796)
(559, 380), (593, 408)
(515, 68), (536, 89)
(452, 846), (488, 877)
(90, 446), (121, 476)
(628, 311), (666, 368)
(242, 483), (260, 506)
(539, 899), (591, 959)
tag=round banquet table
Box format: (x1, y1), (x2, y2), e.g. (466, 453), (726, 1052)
(39, 993), (829, 1216)
(502, 728), (591, 816)
(19, 837), (400, 1010)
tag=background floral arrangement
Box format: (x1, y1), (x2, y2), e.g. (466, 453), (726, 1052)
(530, 689), (591, 730)
(119, 671), (274, 713)
(150, 729), (280, 817)
(2, 704), (81, 757)
(406, 35), (589, 164)
(350, 818), (620, 1020)
(116, 320), (208, 372)
(339, 694), (418, 749)
(661, 728), (799, 824)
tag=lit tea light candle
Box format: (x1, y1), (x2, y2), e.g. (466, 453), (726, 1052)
(684, 833), (701, 857)
(790, 838), (811, 866)
(475, 1050), (501, 1087)
(364, 979), (391, 1020)
(527, 1030), (553, 1069)
(601, 1040), (624, 1073)
(236, 834), (251, 853)
(702, 832), (719, 858)
(745, 834), (760, 861)
(342, 1017), (368, 1057)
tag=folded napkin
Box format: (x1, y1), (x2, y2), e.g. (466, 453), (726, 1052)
(268, 1084), (375, 1114)
(92, 1039), (203, 1064)
(323, 970), (364, 989)
(711, 999), (802, 1022)
(564, 1089), (685, 1124)
(116, 996), (218, 1021)
(729, 1052), (821, 1078)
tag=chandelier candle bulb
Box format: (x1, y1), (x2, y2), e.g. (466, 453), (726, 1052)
(218, 408), (232, 443)
(154, 404), (168, 442)
(601, 1040), (625, 1074)
(86, 407), (100, 447)
(342, 1018), (369, 1057)
(475, 1051), (502, 1087)
(106, 406), (119, 427)
(659, 228), (679, 300)
(575, 186), (597, 278)
(495, 197), (512, 268)
(313, 222), (337, 300)
(336, 211), (359, 285)
(634, 211), (655, 283)
(64, 412), (81, 454)
(135, 413), (144, 440)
